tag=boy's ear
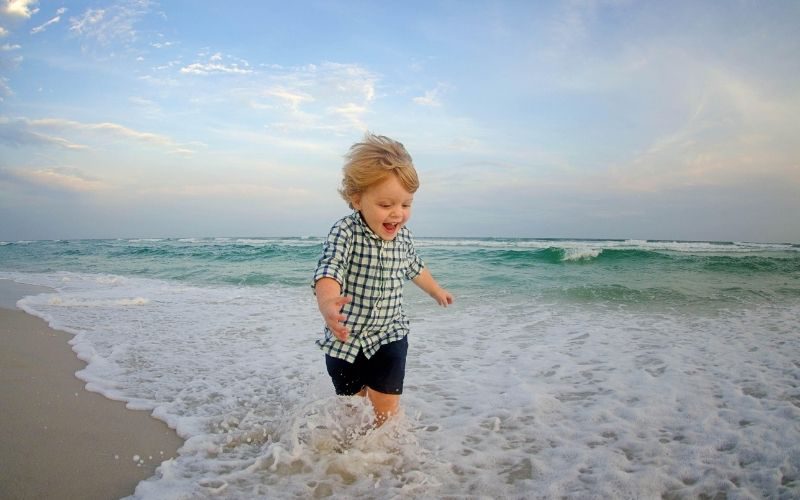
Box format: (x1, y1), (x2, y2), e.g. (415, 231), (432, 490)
(350, 193), (362, 210)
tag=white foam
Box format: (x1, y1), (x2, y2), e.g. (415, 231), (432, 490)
(415, 238), (799, 255)
(2, 271), (798, 498)
(172, 237), (323, 247)
(48, 296), (150, 307)
(561, 247), (603, 261)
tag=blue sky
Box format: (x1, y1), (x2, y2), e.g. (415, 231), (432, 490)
(1, 0), (798, 242)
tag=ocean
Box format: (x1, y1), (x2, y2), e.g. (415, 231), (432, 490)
(1, 236), (799, 498)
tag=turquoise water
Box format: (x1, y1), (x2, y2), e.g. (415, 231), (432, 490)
(2, 237), (798, 310)
(1, 236), (799, 498)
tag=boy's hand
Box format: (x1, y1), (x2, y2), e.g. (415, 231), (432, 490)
(430, 288), (454, 307)
(320, 295), (352, 341)
(412, 269), (454, 308)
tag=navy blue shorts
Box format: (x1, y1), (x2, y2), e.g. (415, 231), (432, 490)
(325, 337), (408, 396)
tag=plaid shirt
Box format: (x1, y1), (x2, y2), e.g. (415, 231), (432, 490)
(313, 212), (425, 362)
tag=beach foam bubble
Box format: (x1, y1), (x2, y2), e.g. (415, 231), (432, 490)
(2, 267), (798, 498)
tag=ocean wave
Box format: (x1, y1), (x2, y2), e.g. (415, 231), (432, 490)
(417, 238), (799, 254)
(438, 245), (799, 273)
(561, 247), (603, 261)
(466, 247), (673, 266)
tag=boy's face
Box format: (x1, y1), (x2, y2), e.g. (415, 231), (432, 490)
(351, 175), (414, 241)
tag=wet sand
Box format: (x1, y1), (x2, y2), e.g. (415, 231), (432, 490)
(0, 279), (183, 499)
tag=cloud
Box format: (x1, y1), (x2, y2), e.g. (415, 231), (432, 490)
(30, 7), (66, 34)
(1, 0), (39, 18)
(330, 103), (367, 130)
(255, 62), (378, 135)
(69, 0), (151, 47)
(144, 47), (379, 137)
(0, 26), (8, 37)
(1, 40), (23, 96)
(413, 84), (447, 107)
(33, 117), (177, 147)
(70, 8), (104, 35)
(0, 166), (108, 193)
(180, 52), (253, 75)
(0, 116), (195, 154)
(0, 117), (88, 149)
(606, 64), (800, 193)
(263, 87), (313, 110)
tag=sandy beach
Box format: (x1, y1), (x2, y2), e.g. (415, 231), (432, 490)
(0, 280), (183, 500)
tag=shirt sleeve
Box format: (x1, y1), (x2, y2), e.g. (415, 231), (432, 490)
(405, 237), (425, 280)
(312, 220), (353, 292)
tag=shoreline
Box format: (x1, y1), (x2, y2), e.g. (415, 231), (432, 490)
(0, 279), (183, 500)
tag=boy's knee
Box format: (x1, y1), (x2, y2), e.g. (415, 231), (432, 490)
(367, 388), (400, 415)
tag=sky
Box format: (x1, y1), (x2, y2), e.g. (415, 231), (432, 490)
(1, 0), (798, 242)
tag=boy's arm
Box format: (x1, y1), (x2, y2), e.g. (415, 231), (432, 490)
(315, 277), (352, 341)
(412, 268), (453, 307)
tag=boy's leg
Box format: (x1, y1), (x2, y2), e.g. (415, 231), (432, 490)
(364, 337), (407, 426)
(366, 389), (399, 426)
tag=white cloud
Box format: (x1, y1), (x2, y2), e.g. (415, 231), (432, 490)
(190, 61), (378, 139)
(264, 87), (313, 110)
(180, 52), (252, 75)
(258, 62), (378, 135)
(330, 103), (367, 130)
(0, 39), (23, 95)
(69, 8), (105, 35)
(180, 61), (252, 75)
(30, 8), (65, 34)
(69, 1), (151, 47)
(2, 0), (39, 18)
(1, 116), (194, 154)
(0, 117), (88, 148)
(0, 26), (9, 37)
(607, 64), (800, 193)
(5, 166), (108, 192)
(413, 85), (445, 107)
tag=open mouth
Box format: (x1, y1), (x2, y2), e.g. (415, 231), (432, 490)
(383, 222), (399, 233)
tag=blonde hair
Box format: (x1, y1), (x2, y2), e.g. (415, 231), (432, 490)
(339, 133), (419, 209)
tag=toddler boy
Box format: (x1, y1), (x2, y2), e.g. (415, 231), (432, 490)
(313, 133), (453, 425)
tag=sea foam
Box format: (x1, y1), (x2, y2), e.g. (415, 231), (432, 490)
(3, 269), (798, 498)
